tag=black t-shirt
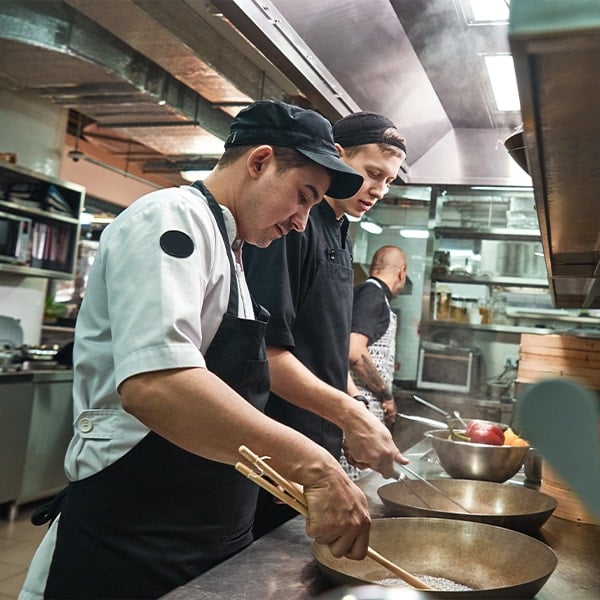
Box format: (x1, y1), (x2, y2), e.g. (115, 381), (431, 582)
(242, 200), (353, 460)
(351, 278), (392, 345)
(242, 201), (351, 351)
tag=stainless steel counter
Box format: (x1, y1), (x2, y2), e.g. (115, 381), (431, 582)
(162, 441), (600, 600)
(0, 368), (73, 382)
(0, 369), (73, 519)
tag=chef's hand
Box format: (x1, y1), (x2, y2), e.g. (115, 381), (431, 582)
(303, 468), (371, 560)
(382, 398), (397, 427)
(343, 405), (408, 478)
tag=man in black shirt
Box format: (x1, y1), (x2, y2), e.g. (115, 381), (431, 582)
(342, 246), (408, 479)
(243, 112), (408, 537)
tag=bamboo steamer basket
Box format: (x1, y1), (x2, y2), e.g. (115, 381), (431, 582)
(541, 460), (599, 525)
(518, 333), (600, 390)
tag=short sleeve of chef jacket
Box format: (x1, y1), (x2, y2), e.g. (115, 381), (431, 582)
(243, 226), (313, 349)
(351, 282), (390, 346)
(96, 186), (229, 388)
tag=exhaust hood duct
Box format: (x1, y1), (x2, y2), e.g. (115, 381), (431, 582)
(211, 0), (361, 121)
(510, 0), (600, 308)
(0, 1), (233, 158)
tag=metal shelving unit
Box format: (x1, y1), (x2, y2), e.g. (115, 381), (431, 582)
(432, 274), (549, 289)
(0, 161), (85, 279)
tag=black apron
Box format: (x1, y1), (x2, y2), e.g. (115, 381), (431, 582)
(253, 209), (353, 538)
(268, 213), (353, 458)
(43, 183), (270, 599)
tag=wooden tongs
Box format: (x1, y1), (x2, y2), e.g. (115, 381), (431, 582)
(235, 445), (432, 591)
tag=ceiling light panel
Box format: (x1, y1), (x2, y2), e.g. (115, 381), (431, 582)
(468, 0), (510, 24)
(484, 54), (520, 111)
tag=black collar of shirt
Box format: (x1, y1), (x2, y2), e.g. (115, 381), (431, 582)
(368, 276), (393, 301)
(315, 200), (350, 241)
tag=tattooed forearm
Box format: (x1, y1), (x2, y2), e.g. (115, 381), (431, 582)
(352, 352), (393, 401)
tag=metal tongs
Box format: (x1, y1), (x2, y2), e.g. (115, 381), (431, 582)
(392, 463), (472, 514)
(235, 445), (433, 590)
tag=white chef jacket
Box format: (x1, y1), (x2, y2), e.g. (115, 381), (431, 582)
(65, 184), (255, 481)
(19, 185), (258, 600)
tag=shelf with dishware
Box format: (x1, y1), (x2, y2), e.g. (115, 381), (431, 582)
(423, 192), (568, 336)
(416, 185), (600, 395)
(0, 161), (85, 279)
(432, 273), (549, 288)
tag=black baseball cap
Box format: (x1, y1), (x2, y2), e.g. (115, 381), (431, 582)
(224, 100), (363, 199)
(333, 111), (407, 154)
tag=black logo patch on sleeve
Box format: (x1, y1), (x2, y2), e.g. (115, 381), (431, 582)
(160, 230), (194, 258)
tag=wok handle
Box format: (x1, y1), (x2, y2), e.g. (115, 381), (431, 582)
(367, 547), (432, 590)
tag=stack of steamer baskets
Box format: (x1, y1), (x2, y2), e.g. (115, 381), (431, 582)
(517, 332), (600, 525)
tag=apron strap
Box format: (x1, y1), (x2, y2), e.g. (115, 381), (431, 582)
(192, 180), (239, 318)
(31, 486), (69, 526)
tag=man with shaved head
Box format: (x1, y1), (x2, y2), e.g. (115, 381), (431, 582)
(342, 245), (408, 479)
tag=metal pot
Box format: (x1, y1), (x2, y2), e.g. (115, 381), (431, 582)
(311, 518), (557, 598)
(425, 430), (529, 483)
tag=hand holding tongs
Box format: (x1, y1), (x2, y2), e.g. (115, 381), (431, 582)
(235, 445), (433, 590)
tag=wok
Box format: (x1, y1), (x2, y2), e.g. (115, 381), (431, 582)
(377, 479), (557, 534)
(311, 518), (557, 598)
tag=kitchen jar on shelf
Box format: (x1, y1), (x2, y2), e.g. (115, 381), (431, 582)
(434, 285), (451, 321)
(478, 298), (491, 324)
(450, 297), (466, 322)
(466, 298), (482, 324)
(491, 293), (509, 325)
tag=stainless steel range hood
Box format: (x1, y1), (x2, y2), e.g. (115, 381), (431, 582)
(510, 0), (600, 308)
(1, 0), (528, 189)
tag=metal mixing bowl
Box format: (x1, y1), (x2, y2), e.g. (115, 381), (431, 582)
(424, 430), (529, 483)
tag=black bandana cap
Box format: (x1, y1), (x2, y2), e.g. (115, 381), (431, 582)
(333, 112), (407, 155)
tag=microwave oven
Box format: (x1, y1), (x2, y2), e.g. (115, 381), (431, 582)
(0, 211), (32, 264)
(416, 345), (481, 393)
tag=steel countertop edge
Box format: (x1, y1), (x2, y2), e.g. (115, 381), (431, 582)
(161, 437), (600, 600)
(0, 368), (73, 382)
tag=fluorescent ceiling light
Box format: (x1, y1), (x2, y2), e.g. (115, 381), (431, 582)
(360, 221), (383, 235)
(484, 54), (520, 111)
(345, 213), (361, 222)
(469, 0), (509, 23)
(399, 229), (429, 239)
(180, 169), (213, 182)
